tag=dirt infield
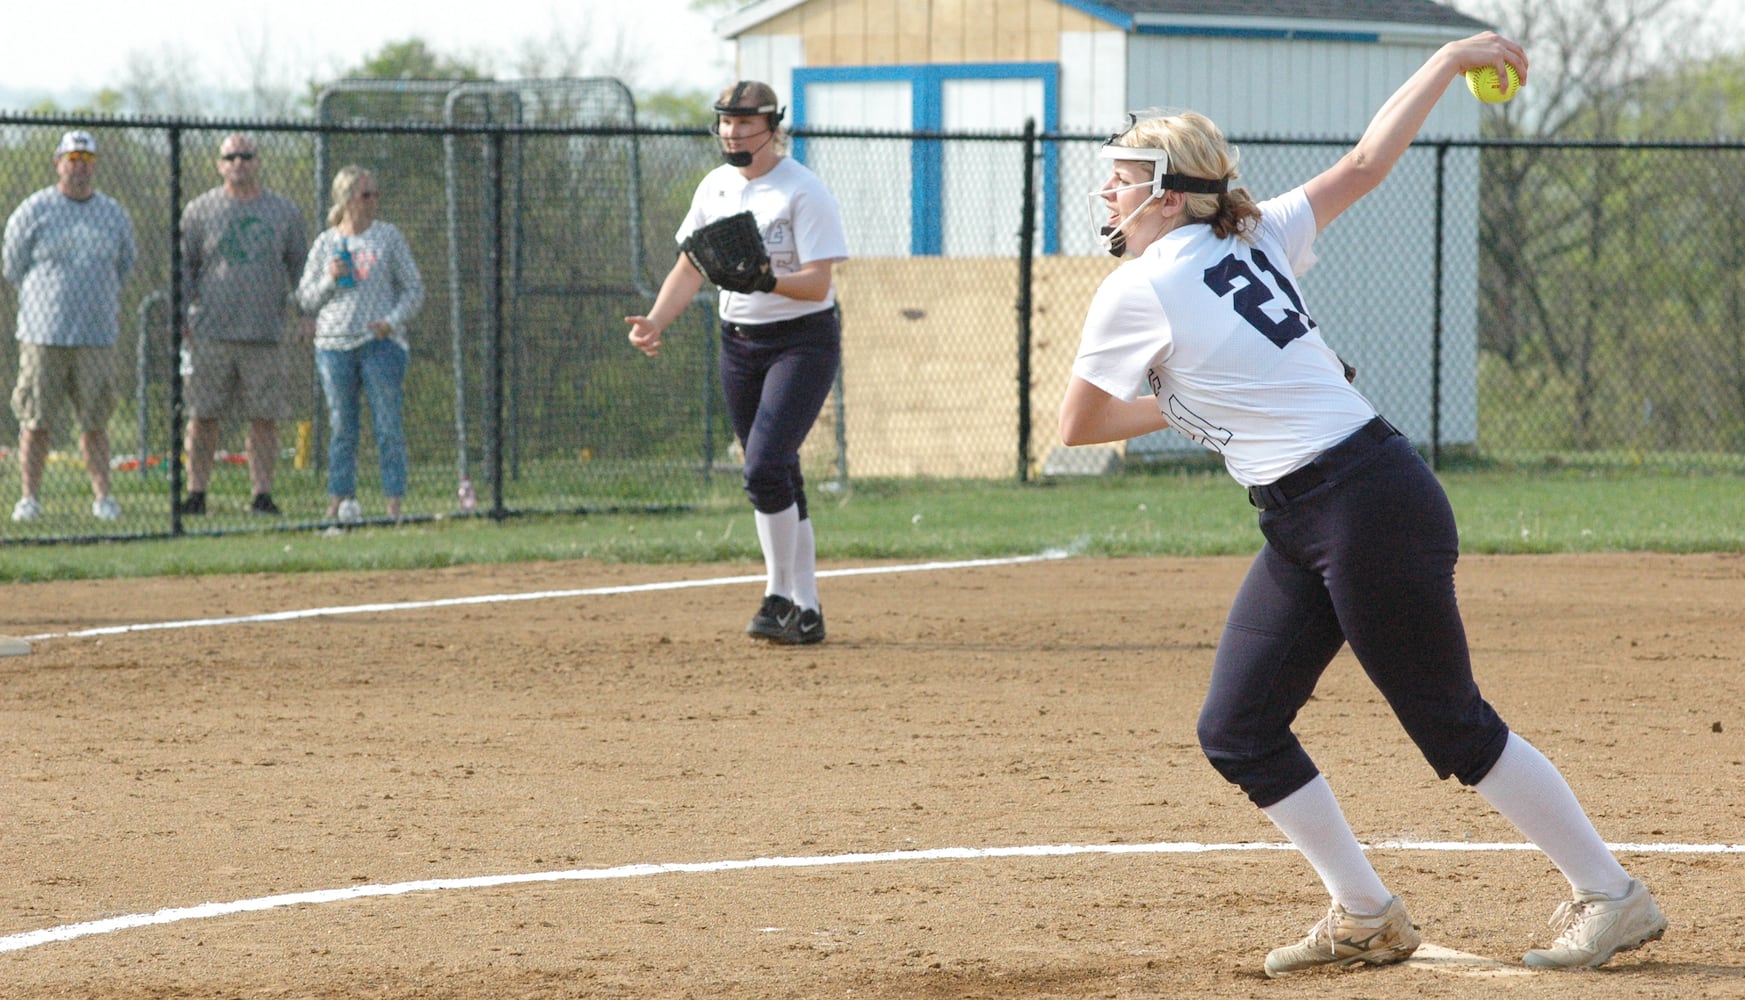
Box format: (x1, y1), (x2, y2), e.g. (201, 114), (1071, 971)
(2, 553), (1742, 999)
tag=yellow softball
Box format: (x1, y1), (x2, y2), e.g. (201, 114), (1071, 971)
(1465, 64), (1521, 104)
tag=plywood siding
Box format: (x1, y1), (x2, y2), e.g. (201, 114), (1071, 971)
(806, 257), (1114, 479)
(754, 0), (1107, 66)
(812, 242), (1477, 480)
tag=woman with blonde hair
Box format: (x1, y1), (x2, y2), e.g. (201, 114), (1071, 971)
(297, 165), (423, 523)
(1062, 32), (1665, 977)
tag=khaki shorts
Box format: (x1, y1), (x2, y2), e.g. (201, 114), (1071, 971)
(183, 339), (295, 421)
(10, 342), (118, 433)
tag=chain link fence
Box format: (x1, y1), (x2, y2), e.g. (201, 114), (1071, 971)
(1, 106), (1741, 543)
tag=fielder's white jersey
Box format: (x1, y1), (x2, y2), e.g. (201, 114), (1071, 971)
(1073, 186), (1376, 487)
(678, 156), (849, 325)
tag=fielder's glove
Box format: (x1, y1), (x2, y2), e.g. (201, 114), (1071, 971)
(681, 211), (778, 294)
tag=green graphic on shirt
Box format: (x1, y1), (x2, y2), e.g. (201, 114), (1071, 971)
(217, 216), (272, 264)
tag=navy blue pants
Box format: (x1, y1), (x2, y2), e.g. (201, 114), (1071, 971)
(1196, 421), (1510, 808)
(719, 308), (840, 517)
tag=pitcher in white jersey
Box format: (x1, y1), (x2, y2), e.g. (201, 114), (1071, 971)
(1061, 31), (1666, 977)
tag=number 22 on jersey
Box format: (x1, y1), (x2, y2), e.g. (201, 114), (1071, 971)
(1201, 247), (1316, 347)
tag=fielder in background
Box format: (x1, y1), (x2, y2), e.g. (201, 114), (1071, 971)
(626, 80), (848, 646)
(179, 133), (309, 518)
(1059, 32), (1667, 976)
(3, 130), (137, 523)
(297, 166), (423, 525)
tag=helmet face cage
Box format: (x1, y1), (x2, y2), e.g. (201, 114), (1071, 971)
(1089, 116), (1231, 254)
(1097, 143), (1172, 199)
(714, 81), (785, 137)
(1096, 114), (1230, 196)
(1090, 145), (1170, 255)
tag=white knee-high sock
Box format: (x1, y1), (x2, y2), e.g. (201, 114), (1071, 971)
(753, 505), (799, 599)
(792, 516), (819, 611)
(1475, 732), (1631, 897)
(1262, 775), (1393, 914)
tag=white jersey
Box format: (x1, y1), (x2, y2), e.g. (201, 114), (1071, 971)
(678, 156), (849, 325)
(1072, 186), (1376, 487)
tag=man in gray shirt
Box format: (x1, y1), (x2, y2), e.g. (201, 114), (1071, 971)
(4, 130), (137, 523)
(179, 133), (307, 516)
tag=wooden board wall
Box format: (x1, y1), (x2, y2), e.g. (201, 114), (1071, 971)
(803, 256), (1118, 479)
(760, 0), (1107, 66)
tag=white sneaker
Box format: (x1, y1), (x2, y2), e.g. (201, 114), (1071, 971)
(1264, 896), (1419, 978)
(1523, 879), (1666, 968)
(336, 498), (362, 523)
(91, 496), (121, 521)
(11, 497), (41, 522)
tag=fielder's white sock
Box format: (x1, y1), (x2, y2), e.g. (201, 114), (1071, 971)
(792, 516), (819, 611)
(1263, 775), (1393, 914)
(753, 505), (800, 601)
(1475, 732), (1631, 897)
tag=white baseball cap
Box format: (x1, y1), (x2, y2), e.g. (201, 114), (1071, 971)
(55, 130), (97, 157)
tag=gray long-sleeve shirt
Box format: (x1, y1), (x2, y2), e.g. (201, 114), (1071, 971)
(296, 222), (423, 353)
(3, 186), (137, 346)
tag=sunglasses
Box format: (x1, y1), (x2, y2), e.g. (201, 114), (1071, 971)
(357, 191), (379, 200)
(62, 150), (96, 163)
(220, 152), (257, 162)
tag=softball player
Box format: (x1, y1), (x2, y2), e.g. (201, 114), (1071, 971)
(626, 81), (849, 645)
(1061, 32), (1666, 976)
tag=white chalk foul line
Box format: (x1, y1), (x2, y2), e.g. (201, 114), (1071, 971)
(19, 552), (1071, 643)
(2, 837), (1739, 955)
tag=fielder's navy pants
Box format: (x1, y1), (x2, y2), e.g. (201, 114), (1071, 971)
(1196, 422), (1511, 808)
(719, 308), (840, 517)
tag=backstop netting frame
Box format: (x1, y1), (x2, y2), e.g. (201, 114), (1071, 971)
(314, 78), (732, 516)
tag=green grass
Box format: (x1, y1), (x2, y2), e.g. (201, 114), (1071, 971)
(1, 467), (1740, 583)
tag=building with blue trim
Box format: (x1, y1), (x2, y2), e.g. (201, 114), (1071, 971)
(713, 0), (1495, 474)
(720, 0), (1487, 259)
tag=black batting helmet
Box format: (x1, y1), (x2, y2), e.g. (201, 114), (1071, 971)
(714, 81), (785, 131)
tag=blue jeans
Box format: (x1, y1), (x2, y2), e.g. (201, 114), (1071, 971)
(315, 339), (408, 499)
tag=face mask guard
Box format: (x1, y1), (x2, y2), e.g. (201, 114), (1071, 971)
(1091, 145), (1171, 257)
(1090, 117), (1230, 257)
(714, 82), (785, 167)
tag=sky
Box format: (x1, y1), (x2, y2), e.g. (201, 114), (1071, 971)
(0, 0), (736, 110)
(4, 1), (1741, 115)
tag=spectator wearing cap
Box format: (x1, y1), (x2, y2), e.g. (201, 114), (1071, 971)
(2, 130), (138, 523)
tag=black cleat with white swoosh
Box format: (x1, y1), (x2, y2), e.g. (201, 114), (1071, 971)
(777, 607), (826, 645)
(747, 594), (799, 640)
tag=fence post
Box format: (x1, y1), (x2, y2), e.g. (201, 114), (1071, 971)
(701, 303), (718, 483)
(485, 130), (506, 518)
(1016, 118), (1037, 482)
(1431, 142), (1447, 470)
(442, 127), (472, 510)
(832, 303), (848, 490)
(311, 128), (329, 479)
(168, 126), (186, 533)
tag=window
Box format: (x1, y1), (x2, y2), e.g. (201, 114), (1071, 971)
(794, 64), (1058, 257)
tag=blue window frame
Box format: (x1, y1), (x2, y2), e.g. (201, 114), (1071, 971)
(792, 63), (1059, 256)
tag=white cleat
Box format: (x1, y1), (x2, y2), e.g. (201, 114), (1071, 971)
(1524, 879), (1666, 969)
